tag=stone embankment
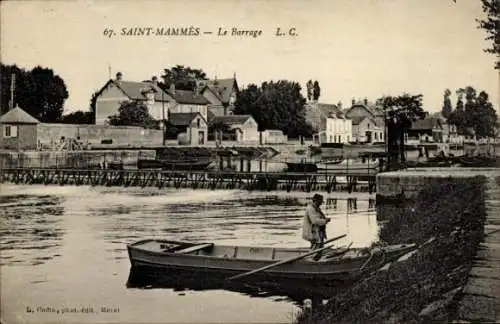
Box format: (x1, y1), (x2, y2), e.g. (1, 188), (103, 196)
(296, 168), (498, 324)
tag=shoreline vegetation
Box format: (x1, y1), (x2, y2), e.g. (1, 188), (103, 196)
(296, 178), (486, 324)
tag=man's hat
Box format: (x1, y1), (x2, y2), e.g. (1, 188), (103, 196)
(312, 194), (323, 201)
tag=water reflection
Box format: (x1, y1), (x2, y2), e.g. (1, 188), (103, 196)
(0, 194), (64, 266)
(125, 267), (351, 304)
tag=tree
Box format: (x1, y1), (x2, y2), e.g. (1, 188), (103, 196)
(377, 94), (425, 168)
(312, 80), (321, 102)
(234, 80), (313, 138)
(449, 86), (497, 138)
(60, 110), (94, 124)
(477, 0), (499, 69)
(160, 65), (208, 91)
(442, 89), (453, 119)
(0, 64), (69, 122)
(306, 80), (313, 101)
(107, 101), (158, 129)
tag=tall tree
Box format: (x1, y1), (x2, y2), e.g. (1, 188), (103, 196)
(107, 100), (158, 129)
(377, 94), (425, 168)
(160, 65), (208, 91)
(306, 80), (313, 102)
(312, 80), (321, 102)
(474, 90), (498, 138)
(477, 0), (499, 69)
(450, 86), (497, 138)
(442, 89), (453, 119)
(234, 80), (313, 138)
(0, 64), (69, 122)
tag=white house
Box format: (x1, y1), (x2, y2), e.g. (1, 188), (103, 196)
(94, 73), (174, 125)
(325, 112), (352, 143)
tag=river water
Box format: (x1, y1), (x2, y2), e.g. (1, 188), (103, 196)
(0, 184), (377, 324)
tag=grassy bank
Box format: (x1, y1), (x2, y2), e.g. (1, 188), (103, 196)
(296, 178), (486, 324)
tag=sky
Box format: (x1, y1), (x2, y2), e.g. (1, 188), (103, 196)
(1, 0), (499, 115)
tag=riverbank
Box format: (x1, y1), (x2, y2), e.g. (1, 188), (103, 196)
(296, 174), (488, 323)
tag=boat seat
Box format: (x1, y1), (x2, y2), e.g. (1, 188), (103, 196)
(175, 243), (214, 254)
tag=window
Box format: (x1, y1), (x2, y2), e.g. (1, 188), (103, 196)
(197, 119), (201, 128)
(3, 125), (18, 138)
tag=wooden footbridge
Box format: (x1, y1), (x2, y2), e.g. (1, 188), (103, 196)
(0, 167), (378, 193)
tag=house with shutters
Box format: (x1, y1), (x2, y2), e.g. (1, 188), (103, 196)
(94, 72), (174, 125)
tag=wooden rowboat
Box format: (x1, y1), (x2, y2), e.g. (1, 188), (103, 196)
(127, 239), (418, 286)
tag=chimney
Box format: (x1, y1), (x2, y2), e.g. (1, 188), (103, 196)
(337, 101), (342, 110)
(364, 98), (368, 105)
(351, 98), (355, 106)
(116, 72), (122, 82)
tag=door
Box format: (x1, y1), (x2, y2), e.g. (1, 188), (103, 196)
(365, 131), (372, 143)
(198, 131), (205, 144)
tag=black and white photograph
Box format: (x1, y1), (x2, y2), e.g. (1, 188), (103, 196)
(0, 0), (499, 323)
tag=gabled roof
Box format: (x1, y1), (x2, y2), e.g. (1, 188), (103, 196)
(206, 77), (238, 104)
(347, 100), (384, 117)
(98, 79), (172, 102)
(350, 115), (379, 126)
(209, 114), (253, 126)
(317, 103), (344, 119)
(0, 106), (39, 124)
(350, 116), (368, 126)
(166, 89), (210, 105)
(410, 117), (442, 131)
(168, 112), (206, 126)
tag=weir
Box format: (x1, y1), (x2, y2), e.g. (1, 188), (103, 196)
(0, 167), (378, 193)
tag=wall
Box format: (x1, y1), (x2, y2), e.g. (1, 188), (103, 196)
(0, 124), (38, 150)
(37, 123), (163, 147)
(376, 168), (495, 199)
(261, 130), (287, 144)
(0, 149), (156, 168)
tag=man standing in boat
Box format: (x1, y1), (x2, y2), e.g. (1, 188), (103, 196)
(302, 194), (330, 250)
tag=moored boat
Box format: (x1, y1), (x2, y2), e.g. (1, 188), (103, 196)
(127, 239), (418, 286)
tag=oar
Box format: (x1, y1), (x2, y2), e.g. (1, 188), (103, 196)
(227, 234), (347, 281)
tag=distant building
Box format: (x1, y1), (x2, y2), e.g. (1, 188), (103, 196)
(166, 83), (211, 121)
(344, 98), (385, 128)
(305, 102), (341, 134)
(344, 98), (385, 144)
(208, 114), (259, 143)
(94, 73), (173, 125)
(351, 116), (384, 143)
(203, 75), (239, 116)
(325, 111), (352, 144)
(0, 106), (40, 150)
(406, 116), (443, 143)
(260, 129), (287, 144)
(167, 112), (208, 145)
(432, 112), (463, 144)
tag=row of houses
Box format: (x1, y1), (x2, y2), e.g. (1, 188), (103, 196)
(306, 99), (464, 145)
(94, 72), (261, 145)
